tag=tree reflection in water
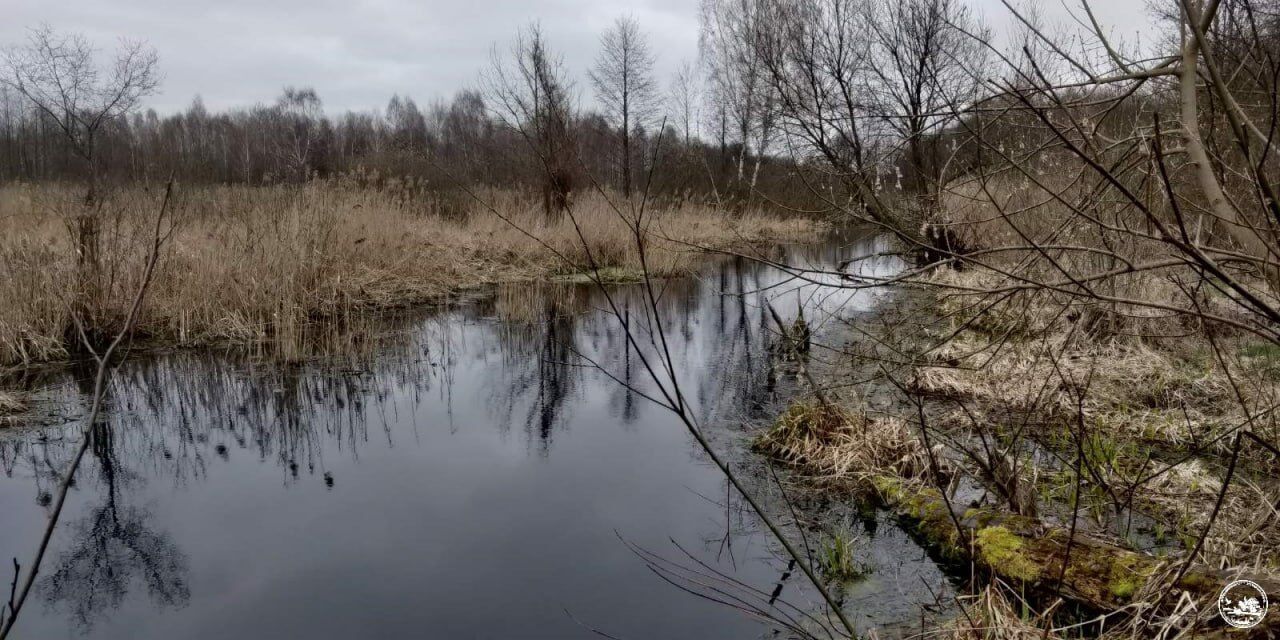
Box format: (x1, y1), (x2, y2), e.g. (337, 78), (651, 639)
(38, 502), (190, 630)
(38, 417), (190, 631)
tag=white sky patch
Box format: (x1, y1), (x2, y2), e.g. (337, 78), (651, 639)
(2, 0), (1154, 115)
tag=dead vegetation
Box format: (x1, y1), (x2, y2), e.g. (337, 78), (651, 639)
(3, 0), (1280, 637)
(934, 584), (1062, 640)
(691, 0), (1280, 633)
(751, 226), (1280, 635)
(753, 400), (935, 488)
(747, 29), (1280, 628)
(0, 178), (820, 368)
(915, 270), (1278, 449)
(0, 391), (23, 416)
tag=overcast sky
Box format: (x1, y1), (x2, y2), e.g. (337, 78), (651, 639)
(3, 0), (1156, 115)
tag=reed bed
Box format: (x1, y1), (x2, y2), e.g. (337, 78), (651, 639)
(0, 179), (821, 368)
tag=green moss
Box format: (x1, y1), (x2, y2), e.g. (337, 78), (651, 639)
(551, 266), (646, 284)
(1103, 552), (1152, 603)
(1110, 578), (1137, 599)
(905, 493), (935, 519)
(975, 526), (1041, 582)
(1176, 572), (1215, 592)
(872, 475), (905, 501)
(871, 477), (962, 551)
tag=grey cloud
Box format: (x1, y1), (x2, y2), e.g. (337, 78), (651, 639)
(3, 0), (700, 113)
(3, 0), (1150, 115)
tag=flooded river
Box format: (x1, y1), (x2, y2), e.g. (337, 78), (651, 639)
(0, 233), (953, 639)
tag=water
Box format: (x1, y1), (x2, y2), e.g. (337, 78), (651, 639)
(0, 233), (951, 639)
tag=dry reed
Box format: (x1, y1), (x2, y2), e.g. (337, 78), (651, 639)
(753, 400), (934, 487)
(0, 391), (24, 415)
(0, 178), (821, 367)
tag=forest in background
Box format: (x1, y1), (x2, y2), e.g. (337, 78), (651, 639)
(0, 17), (827, 214)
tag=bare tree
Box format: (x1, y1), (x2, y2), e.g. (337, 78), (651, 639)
(1, 25), (159, 322)
(589, 16), (660, 198)
(734, 0), (1280, 631)
(386, 93), (429, 152)
(273, 86), (324, 182)
(669, 59), (701, 146)
(485, 23), (577, 217)
(753, 0), (876, 201)
(749, 0), (988, 254)
(862, 0), (988, 207)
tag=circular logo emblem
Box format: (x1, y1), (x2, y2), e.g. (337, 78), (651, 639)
(1219, 580), (1268, 629)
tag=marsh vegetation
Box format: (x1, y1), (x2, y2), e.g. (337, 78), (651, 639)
(3, 0), (1280, 638)
(0, 181), (817, 367)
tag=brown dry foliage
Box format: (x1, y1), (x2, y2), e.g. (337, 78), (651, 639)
(928, 584), (1062, 640)
(0, 391), (24, 415)
(753, 400), (935, 486)
(0, 178), (821, 367)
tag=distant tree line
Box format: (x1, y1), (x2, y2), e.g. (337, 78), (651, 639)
(0, 1), (1021, 223)
(0, 21), (826, 216)
(0, 85), (790, 193)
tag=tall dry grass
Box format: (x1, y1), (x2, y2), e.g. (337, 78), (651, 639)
(0, 178), (821, 367)
(903, 172), (1280, 571)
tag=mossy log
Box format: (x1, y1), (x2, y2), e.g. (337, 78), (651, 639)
(872, 476), (1280, 631)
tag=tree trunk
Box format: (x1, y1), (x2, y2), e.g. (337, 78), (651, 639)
(622, 112), (631, 198)
(71, 152), (103, 346)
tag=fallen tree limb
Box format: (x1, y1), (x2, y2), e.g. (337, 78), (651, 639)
(871, 476), (1280, 632)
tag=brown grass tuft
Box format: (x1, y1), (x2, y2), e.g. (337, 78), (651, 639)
(753, 400), (933, 485)
(939, 585), (1062, 639)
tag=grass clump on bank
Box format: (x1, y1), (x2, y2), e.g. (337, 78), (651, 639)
(0, 179), (822, 368)
(753, 236), (1280, 633)
(752, 400), (934, 487)
(939, 585), (1059, 639)
(818, 528), (869, 583)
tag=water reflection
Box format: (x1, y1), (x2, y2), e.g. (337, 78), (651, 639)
(0, 233), (933, 640)
(488, 287), (583, 454)
(33, 406), (191, 631)
(39, 502), (190, 629)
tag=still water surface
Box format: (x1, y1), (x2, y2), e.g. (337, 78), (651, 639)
(0, 234), (949, 639)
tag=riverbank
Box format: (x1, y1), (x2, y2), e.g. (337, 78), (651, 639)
(750, 267), (1280, 636)
(0, 179), (822, 387)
